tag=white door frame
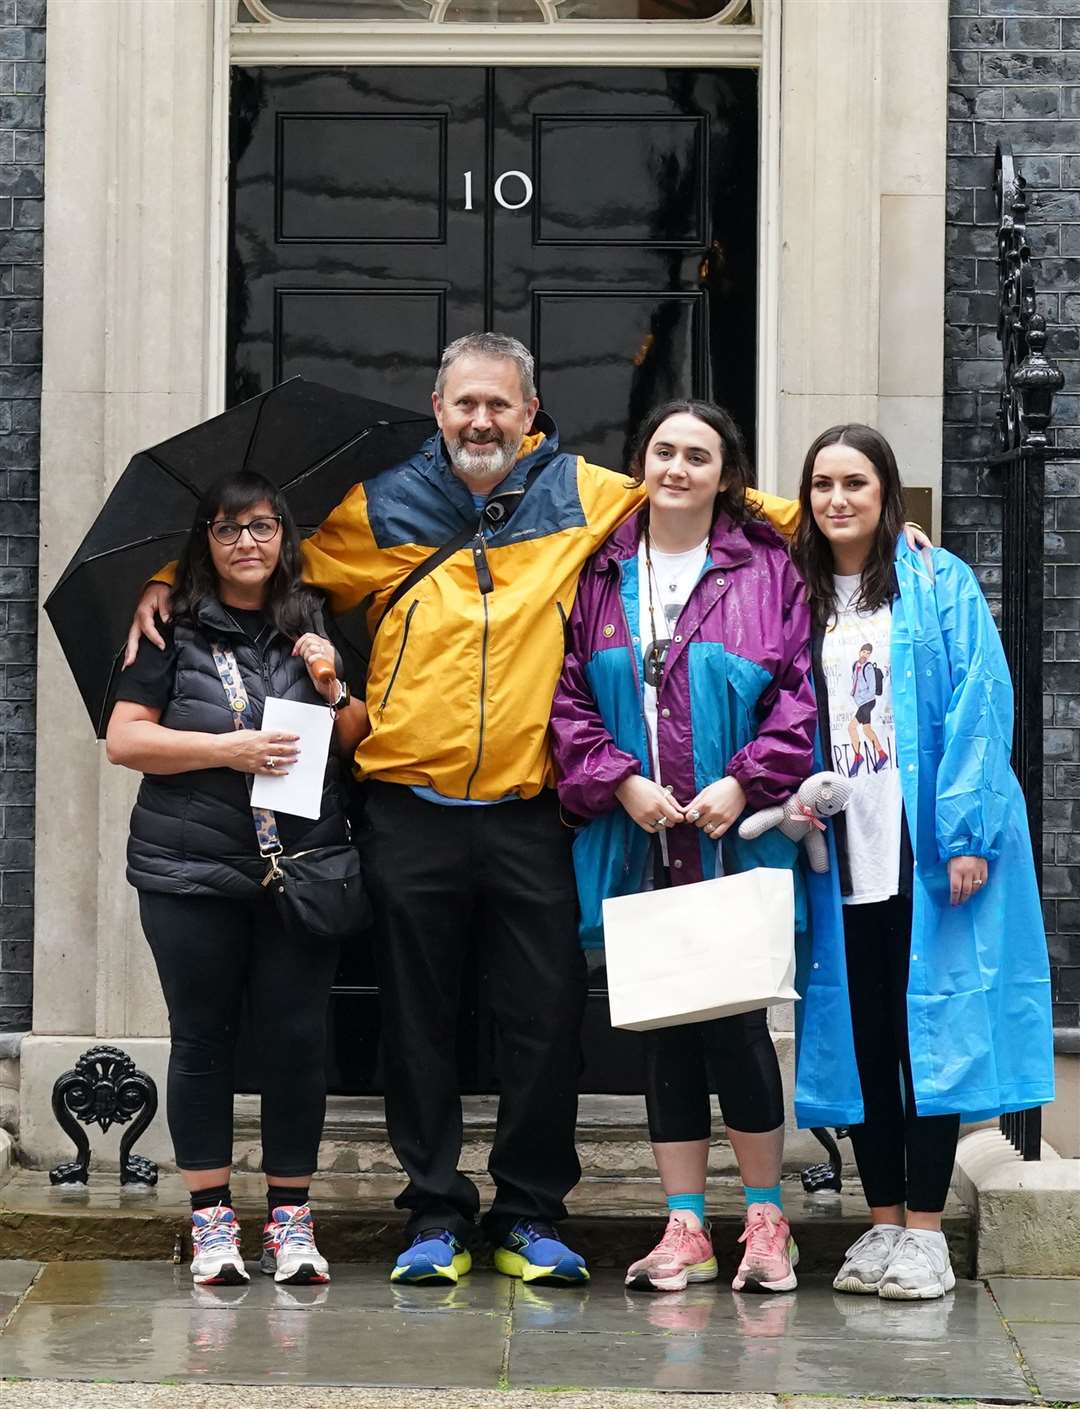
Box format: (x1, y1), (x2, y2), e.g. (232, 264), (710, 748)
(210, 0), (783, 487)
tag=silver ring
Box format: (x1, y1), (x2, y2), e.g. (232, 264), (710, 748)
(655, 816), (667, 828)
(266, 757), (276, 769)
(973, 879), (983, 887)
(688, 809), (701, 822)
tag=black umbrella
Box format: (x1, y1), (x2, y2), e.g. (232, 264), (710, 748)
(45, 377), (435, 736)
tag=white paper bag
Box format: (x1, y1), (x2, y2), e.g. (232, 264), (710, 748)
(602, 868), (798, 1032)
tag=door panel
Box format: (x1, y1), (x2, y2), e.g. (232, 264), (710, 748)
(228, 64), (758, 1096)
(230, 67), (486, 411)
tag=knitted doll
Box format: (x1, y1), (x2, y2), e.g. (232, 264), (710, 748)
(737, 770), (854, 873)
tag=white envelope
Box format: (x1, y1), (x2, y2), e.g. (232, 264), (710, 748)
(249, 696), (333, 821)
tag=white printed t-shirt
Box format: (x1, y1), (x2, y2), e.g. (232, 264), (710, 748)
(637, 537), (708, 863)
(820, 573), (903, 905)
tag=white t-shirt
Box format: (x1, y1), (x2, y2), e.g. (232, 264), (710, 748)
(638, 537), (708, 863)
(820, 573), (903, 905)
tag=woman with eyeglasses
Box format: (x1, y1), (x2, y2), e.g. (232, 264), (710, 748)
(106, 470), (369, 1289)
(550, 401), (816, 1296)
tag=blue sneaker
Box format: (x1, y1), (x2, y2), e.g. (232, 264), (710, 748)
(848, 754), (864, 778)
(493, 1219), (589, 1286)
(391, 1228), (472, 1285)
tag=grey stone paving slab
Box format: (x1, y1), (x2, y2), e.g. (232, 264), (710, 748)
(990, 1275), (1080, 1323)
(26, 1260), (512, 1316)
(1006, 1322), (1080, 1401)
(507, 1311), (1033, 1398)
(0, 1260), (39, 1297)
(0, 1302), (507, 1386)
(510, 1273), (1000, 1343)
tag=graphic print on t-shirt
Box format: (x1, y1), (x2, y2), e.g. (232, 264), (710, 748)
(820, 576), (902, 904)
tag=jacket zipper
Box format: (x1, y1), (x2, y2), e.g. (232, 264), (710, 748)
(465, 592), (490, 799)
(465, 529), (495, 798)
(378, 600), (418, 715)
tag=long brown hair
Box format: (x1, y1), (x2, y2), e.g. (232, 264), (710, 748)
(628, 399), (757, 526)
(791, 424), (906, 630)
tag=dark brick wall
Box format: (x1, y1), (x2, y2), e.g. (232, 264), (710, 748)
(0, 0), (41, 1034)
(946, 0), (1080, 1033)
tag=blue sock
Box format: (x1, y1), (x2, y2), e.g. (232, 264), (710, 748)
(667, 1192), (706, 1225)
(744, 1183), (783, 1210)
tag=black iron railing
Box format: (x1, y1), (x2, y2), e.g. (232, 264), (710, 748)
(990, 142), (1067, 1162)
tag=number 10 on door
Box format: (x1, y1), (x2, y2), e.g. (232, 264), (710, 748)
(463, 171), (534, 211)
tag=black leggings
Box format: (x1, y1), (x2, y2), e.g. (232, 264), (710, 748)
(843, 895), (960, 1213)
(644, 1010), (786, 1142)
(138, 891), (340, 1176)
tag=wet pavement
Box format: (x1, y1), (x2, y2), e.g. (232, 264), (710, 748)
(0, 1259), (1076, 1400)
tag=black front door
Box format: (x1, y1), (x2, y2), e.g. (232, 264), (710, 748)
(229, 64), (758, 1094)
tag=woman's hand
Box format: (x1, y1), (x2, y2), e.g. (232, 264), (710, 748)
(124, 582), (172, 666)
(221, 729), (300, 777)
(292, 633), (338, 700)
(948, 854), (988, 906)
(684, 777), (747, 839)
(615, 774), (685, 834)
(904, 523), (932, 550)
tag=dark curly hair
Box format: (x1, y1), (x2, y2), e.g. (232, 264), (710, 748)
(171, 470), (323, 640)
(628, 399), (757, 526)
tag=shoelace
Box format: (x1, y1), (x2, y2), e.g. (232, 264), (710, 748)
(193, 1204), (239, 1253)
(273, 1206), (317, 1251)
(518, 1219), (559, 1244)
(657, 1218), (700, 1256)
(845, 1225), (896, 1262)
(412, 1227), (456, 1249)
(739, 1206), (781, 1259)
(885, 1231), (940, 1276)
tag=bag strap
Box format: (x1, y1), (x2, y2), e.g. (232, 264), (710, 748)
(375, 460), (547, 636)
(208, 641), (284, 866)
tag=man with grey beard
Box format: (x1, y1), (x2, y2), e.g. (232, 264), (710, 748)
(128, 332), (652, 1289)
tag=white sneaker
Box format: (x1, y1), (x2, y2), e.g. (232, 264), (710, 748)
(190, 1204), (250, 1286)
(832, 1223), (905, 1294)
(878, 1228), (955, 1300)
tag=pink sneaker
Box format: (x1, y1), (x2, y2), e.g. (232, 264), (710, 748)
(625, 1214), (718, 1292)
(731, 1202), (798, 1293)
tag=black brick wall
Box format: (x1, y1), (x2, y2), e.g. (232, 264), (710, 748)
(0, 0), (41, 1035)
(947, 0), (1080, 1034)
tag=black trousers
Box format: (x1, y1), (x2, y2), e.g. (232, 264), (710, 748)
(360, 781), (586, 1244)
(139, 891), (340, 1175)
(843, 895), (960, 1213)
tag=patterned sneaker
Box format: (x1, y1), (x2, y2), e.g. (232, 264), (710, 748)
(260, 1204), (330, 1285)
(833, 1223), (905, 1294)
(625, 1215), (718, 1293)
(731, 1203), (798, 1294)
(190, 1204), (249, 1286)
(493, 1219), (589, 1286)
(391, 1229), (472, 1286)
(877, 1229), (955, 1300)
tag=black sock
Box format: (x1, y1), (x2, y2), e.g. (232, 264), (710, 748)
(190, 1184), (232, 1213)
(267, 1184), (309, 1220)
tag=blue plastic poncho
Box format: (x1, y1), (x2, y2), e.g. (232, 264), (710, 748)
(795, 540), (1055, 1126)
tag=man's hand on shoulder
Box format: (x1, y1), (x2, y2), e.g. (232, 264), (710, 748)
(124, 582), (172, 667)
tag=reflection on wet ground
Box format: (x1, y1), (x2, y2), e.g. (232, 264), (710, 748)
(0, 1261), (1074, 1398)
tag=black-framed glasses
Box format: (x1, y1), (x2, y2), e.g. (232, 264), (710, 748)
(206, 515), (283, 546)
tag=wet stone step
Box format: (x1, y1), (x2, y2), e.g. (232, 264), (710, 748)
(0, 1169), (974, 1277)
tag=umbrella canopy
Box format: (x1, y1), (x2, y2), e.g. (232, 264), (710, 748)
(45, 377), (435, 736)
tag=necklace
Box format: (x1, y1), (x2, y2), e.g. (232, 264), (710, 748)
(643, 527), (667, 689)
(223, 607), (270, 647)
